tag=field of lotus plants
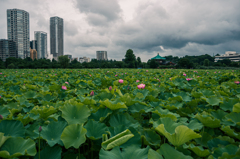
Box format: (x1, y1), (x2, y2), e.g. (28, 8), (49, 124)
(0, 69), (240, 159)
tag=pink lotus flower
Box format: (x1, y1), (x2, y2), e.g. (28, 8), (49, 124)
(65, 82), (69, 84)
(55, 74), (57, 75)
(90, 91), (94, 96)
(0, 73), (2, 74)
(109, 86), (112, 91)
(186, 78), (192, 81)
(118, 79), (123, 83)
(4, 76), (6, 77)
(235, 81), (240, 84)
(115, 75), (118, 77)
(137, 84), (145, 89)
(62, 86), (67, 90)
(183, 74), (186, 76)
(136, 80), (140, 82)
(146, 70), (148, 72)
(90, 75), (91, 76)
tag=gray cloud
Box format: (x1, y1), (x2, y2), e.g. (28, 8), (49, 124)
(75, 0), (122, 26)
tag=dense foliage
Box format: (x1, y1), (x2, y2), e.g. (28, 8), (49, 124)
(0, 69), (240, 158)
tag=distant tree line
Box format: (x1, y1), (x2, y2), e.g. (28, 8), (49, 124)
(0, 50), (239, 69)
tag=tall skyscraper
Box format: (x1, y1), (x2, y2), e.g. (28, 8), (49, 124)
(35, 31), (47, 59)
(96, 51), (108, 60)
(0, 39), (17, 61)
(7, 9), (30, 59)
(50, 16), (64, 60)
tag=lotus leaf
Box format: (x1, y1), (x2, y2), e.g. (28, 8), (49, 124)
(89, 108), (112, 122)
(61, 124), (87, 149)
(60, 101), (90, 125)
(41, 121), (68, 147)
(141, 129), (161, 146)
(34, 145), (61, 159)
(213, 144), (239, 158)
(84, 119), (108, 140)
(221, 126), (240, 140)
(195, 112), (221, 128)
(233, 103), (240, 113)
(0, 120), (25, 137)
(220, 98), (239, 111)
(0, 133), (10, 148)
(159, 143), (193, 159)
(183, 143), (210, 157)
(152, 107), (180, 121)
(207, 138), (230, 150)
(109, 113), (140, 129)
(155, 124), (201, 147)
(30, 106), (57, 119)
(0, 106), (9, 118)
(0, 137), (36, 158)
(100, 99), (127, 110)
(102, 129), (134, 150)
(148, 149), (163, 159)
(100, 145), (149, 159)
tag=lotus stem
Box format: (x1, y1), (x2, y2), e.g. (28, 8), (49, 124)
(79, 147), (80, 159)
(38, 132), (40, 159)
(201, 126), (204, 143)
(91, 140), (93, 159)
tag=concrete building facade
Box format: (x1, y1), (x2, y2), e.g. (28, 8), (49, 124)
(0, 39), (17, 61)
(7, 9), (30, 59)
(35, 31), (47, 59)
(96, 51), (107, 60)
(215, 51), (240, 62)
(30, 49), (37, 60)
(50, 16), (64, 60)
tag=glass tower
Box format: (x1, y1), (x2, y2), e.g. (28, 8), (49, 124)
(35, 31), (47, 59)
(50, 16), (64, 60)
(7, 9), (30, 59)
(0, 39), (17, 61)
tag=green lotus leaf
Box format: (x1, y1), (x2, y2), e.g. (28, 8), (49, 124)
(195, 132), (213, 148)
(148, 149), (163, 159)
(60, 101), (90, 125)
(24, 91), (37, 98)
(100, 145), (149, 159)
(233, 103), (240, 113)
(128, 103), (152, 113)
(25, 122), (40, 139)
(89, 108), (112, 122)
(220, 98), (238, 111)
(207, 138), (230, 150)
(152, 117), (180, 132)
(220, 126), (240, 140)
(42, 94), (55, 102)
(173, 92), (192, 102)
(183, 143), (210, 157)
(61, 124), (87, 149)
(211, 109), (227, 120)
(0, 120), (25, 137)
(152, 107), (180, 121)
(0, 137), (36, 158)
(200, 89), (215, 97)
(195, 112), (221, 128)
(41, 121), (68, 147)
(225, 112), (240, 126)
(141, 129), (161, 146)
(159, 143), (193, 159)
(102, 129), (134, 150)
(204, 96), (222, 106)
(217, 136), (235, 144)
(0, 106), (9, 118)
(109, 113), (140, 129)
(162, 101), (183, 110)
(30, 106), (57, 119)
(155, 124), (201, 147)
(34, 145), (61, 159)
(185, 119), (203, 131)
(100, 99), (127, 110)
(120, 127), (142, 148)
(84, 119), (108, 140)
(4, 102), (22, 114)
(0, 133), (10, 148)
(96, 92), (114, 101)
(213, 144), (239, 158)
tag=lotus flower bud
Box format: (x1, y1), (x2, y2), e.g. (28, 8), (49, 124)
(0, 114), (3, 119)
(38, 126), (42, 132)
(109, 86), (112, 91)
(90, 91), (94, 96)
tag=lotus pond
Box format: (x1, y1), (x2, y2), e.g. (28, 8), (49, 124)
(0, 69), (240, 159)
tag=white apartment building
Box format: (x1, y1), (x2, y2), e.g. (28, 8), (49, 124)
(215, 51), (240, 62)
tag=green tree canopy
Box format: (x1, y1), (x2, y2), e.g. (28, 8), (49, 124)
(124, 49), (136, 68)
(58, 56), (70, 68)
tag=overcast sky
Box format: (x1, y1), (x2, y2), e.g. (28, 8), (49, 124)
(0, 0), (240, 62)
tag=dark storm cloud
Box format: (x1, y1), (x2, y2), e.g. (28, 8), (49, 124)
(75, 0), (122, 26)
(113, 0), (240, 54)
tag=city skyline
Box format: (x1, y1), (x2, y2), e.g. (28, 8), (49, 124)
(0, 0), (240, 62)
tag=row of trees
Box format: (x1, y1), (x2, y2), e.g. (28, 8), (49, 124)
(0, 50), (239, 69)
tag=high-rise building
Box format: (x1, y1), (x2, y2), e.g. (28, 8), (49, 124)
(50, 16), (64, 60)
(35, 31), (47, 59)
(96, 51), (107, 60)
(30, 49), (37, 60)
(0, 39), (17, 61)
(30, 40), (37, 50)
(7, 9), (30, 59)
